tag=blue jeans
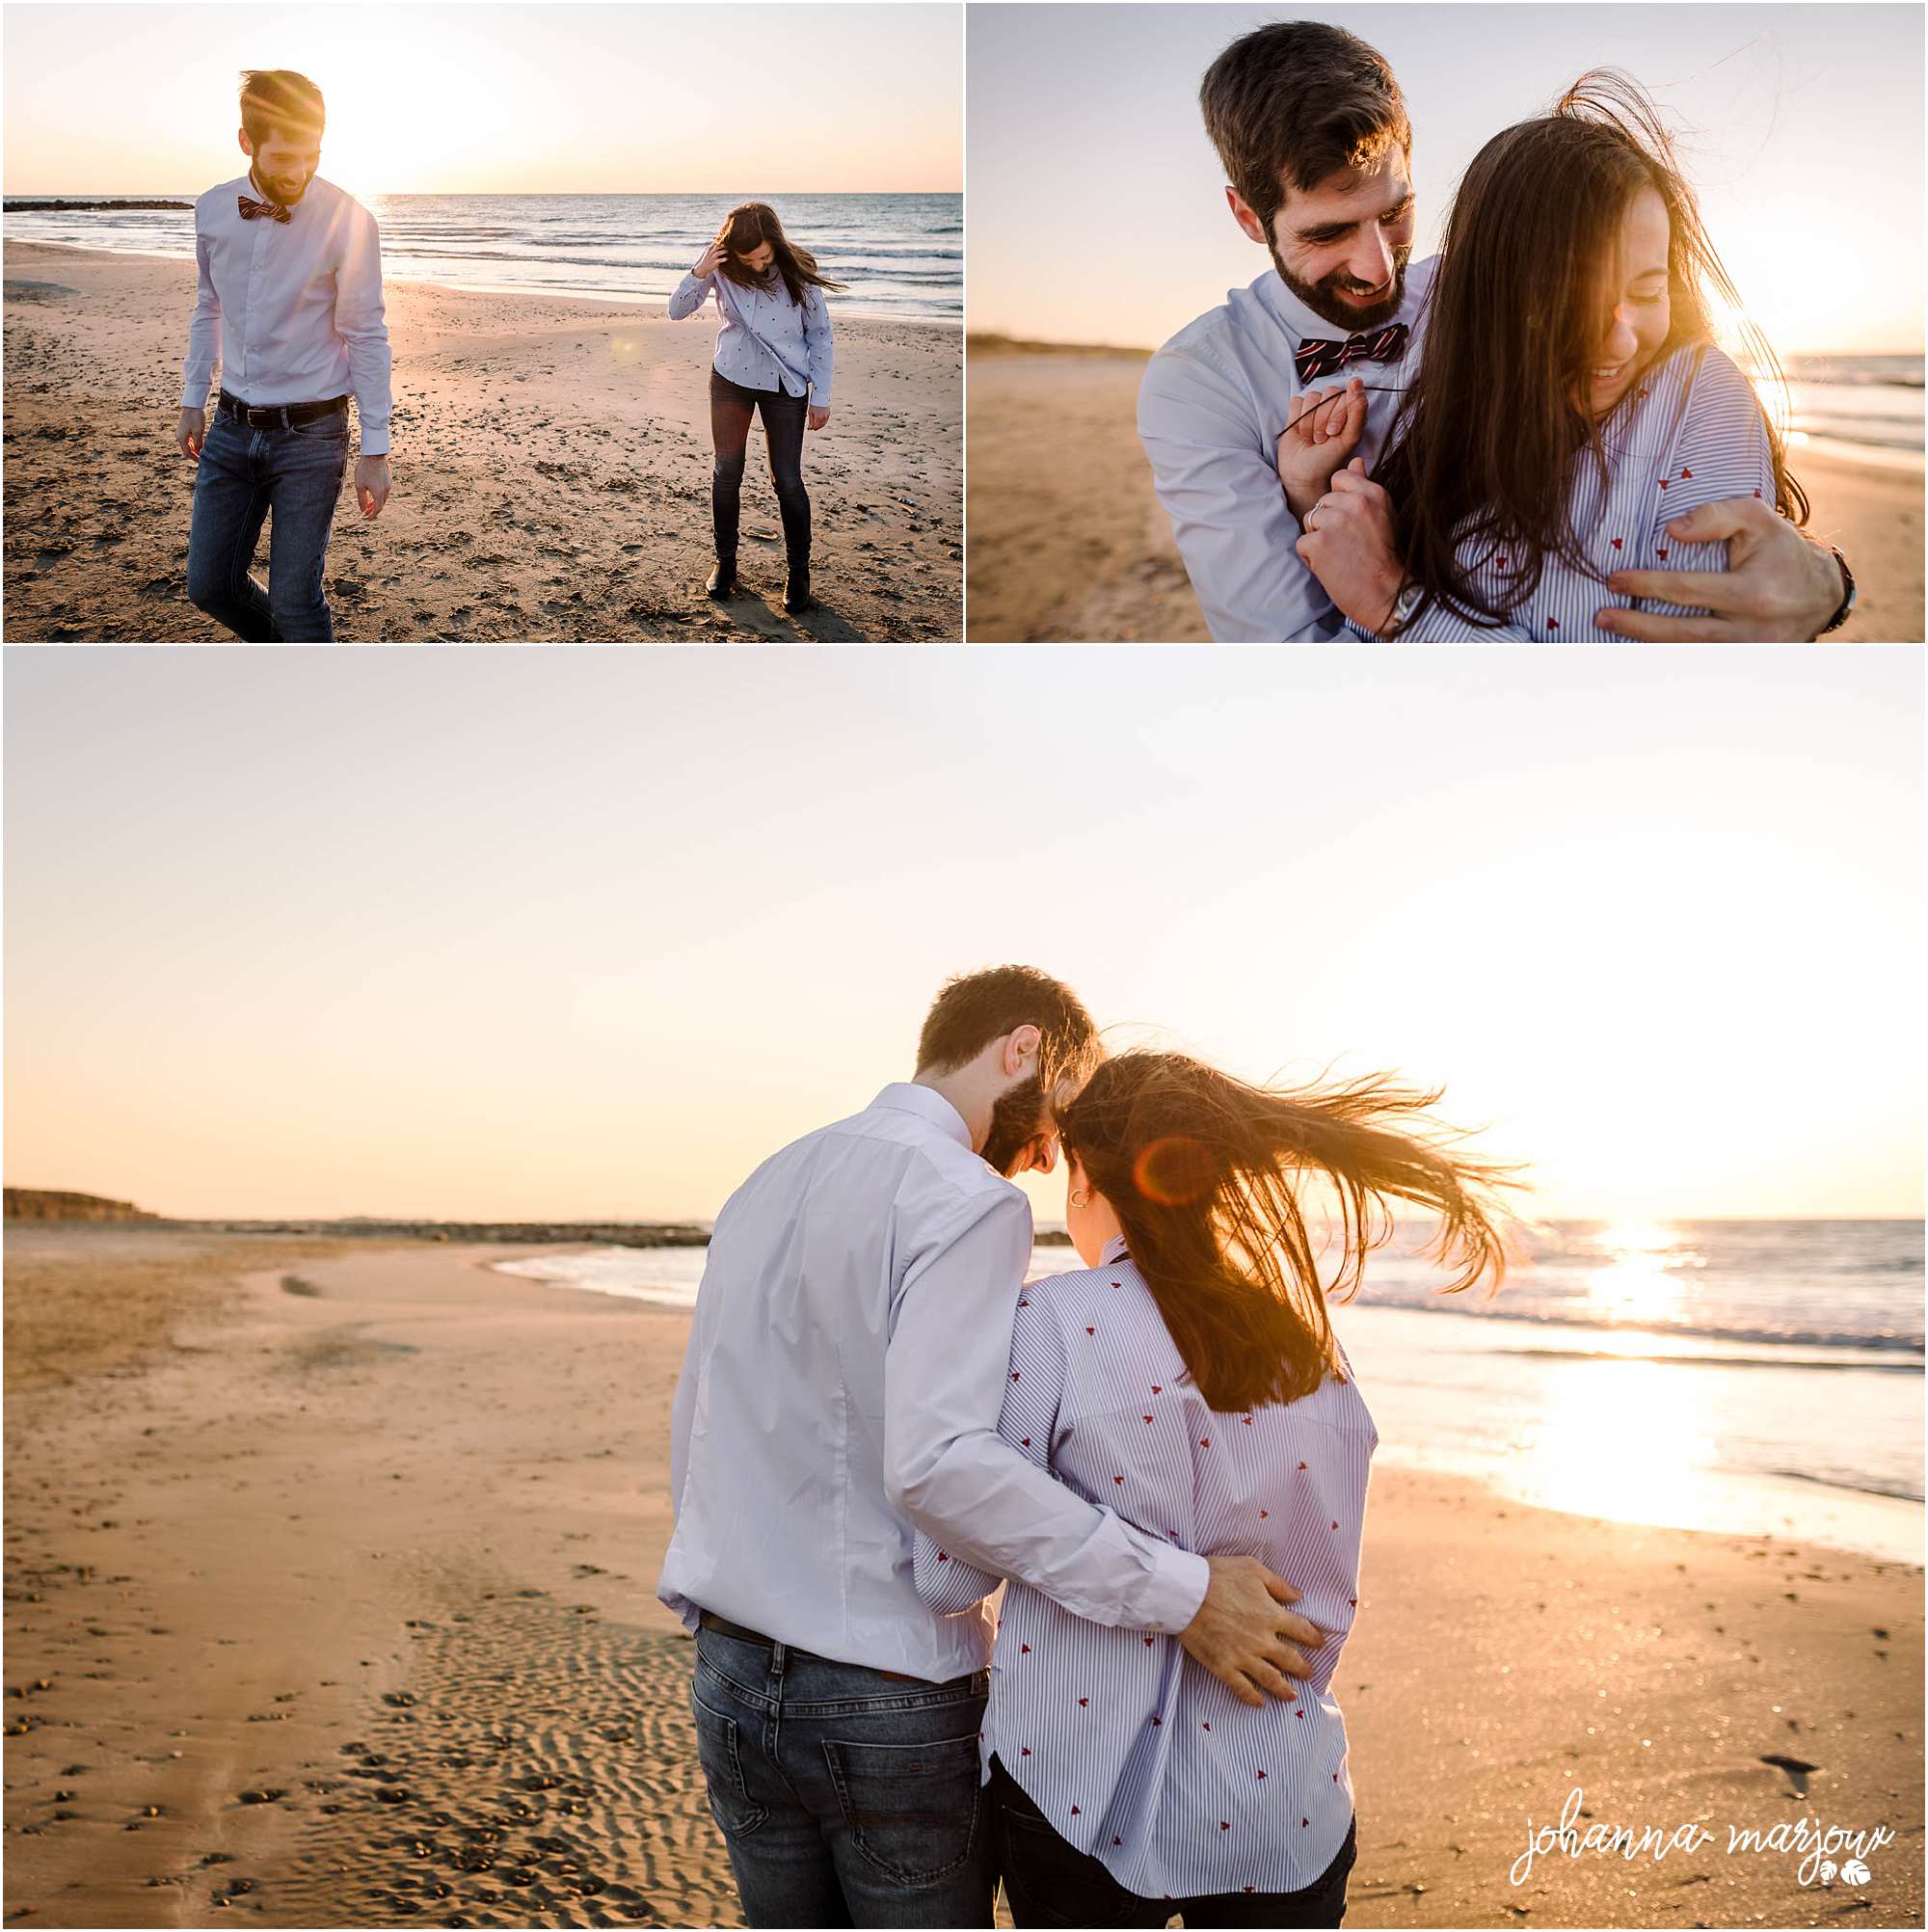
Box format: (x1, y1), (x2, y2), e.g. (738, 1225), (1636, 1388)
(690, 1624), (994, 1927)
(186, 405), (350, 640)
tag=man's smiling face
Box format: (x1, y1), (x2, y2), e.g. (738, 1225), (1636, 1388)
(1236, 149), (1416, 333)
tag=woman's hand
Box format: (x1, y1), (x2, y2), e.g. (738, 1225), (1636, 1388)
(1276, 377), (1366, 524)
(1294, 458), (1405, 635)
(694, 240), (728, 279)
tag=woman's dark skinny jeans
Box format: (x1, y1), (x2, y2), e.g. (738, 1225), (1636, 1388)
(710, 365), (810, 577)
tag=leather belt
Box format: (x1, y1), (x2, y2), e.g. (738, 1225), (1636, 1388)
(215, 389), (349, 431)
(697, 1609), (920, 1682)
(698, 1609), (777, 1647)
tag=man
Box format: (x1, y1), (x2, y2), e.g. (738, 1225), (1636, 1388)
(1138, 21), (1853, 643)
(177, 69), (392, 641)
(658, 967), (1321, 1927)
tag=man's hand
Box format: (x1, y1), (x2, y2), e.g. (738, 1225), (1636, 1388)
(807, 405), (830, 433)
(1276, 377), (1365, 523)
(176, 407), (206, 463)
(1293, 458), (1403, 635)
(1595, 497), (1844, 640)
(1178, 1553), (1324, 1709)
(355, 454), (391, 521)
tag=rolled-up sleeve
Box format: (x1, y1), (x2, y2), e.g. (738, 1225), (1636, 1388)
(886, 1191), (1208, 1634)
(1138, 348), (1342, 643)
(667, 271), (711, 320)
(335, 203), (391, 456)
(180, 226), (221, 409)
(803, 286), (833, 408)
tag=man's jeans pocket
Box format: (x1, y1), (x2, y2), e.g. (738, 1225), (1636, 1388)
(821, 1731), (984, 1885)
(287, 413), (349, 444)
(691, 1684), (768, 1840)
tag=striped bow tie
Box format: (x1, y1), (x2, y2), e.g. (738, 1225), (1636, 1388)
(1294, 321), (1409, 386)
(237, 194), (292, 225)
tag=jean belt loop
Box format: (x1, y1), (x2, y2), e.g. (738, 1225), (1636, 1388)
(769, 1639), (787, 1682)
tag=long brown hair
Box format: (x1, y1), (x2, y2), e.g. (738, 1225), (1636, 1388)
(1376, 70), (1808, 630)
(713, 201), (846, 309)
(1057, 1052), (1518, 1412)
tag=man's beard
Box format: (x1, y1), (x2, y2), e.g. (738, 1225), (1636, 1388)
(1272, 242), (1411, 334)
(981, 1073), (1046, 1178)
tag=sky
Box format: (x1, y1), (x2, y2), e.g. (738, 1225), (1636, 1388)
(5, 645), (1921, 1227)
(967, 3), (1924, 357)
(1, 3), (962, 195)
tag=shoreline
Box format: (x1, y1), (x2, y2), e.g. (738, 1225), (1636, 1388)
(8, 1227), (1916, 1928)
(489, 1247), (1925, 1567)
(3, 240), (963, 643)
(4, 236), (962, 329)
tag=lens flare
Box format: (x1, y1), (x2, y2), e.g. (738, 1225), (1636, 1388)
(1133, 1136), (1217, 1207)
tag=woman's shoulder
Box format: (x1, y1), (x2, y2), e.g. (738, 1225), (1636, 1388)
(1647, 338), (1766, 418)
(1019, 1254), (1138, 1304)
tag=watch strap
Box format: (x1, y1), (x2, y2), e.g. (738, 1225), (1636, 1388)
(1816, 545), (1856, 636)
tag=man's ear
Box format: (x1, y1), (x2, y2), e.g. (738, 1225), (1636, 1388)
(238, 128), (254, 159)
(1003, 1024), (1042, 1077)
(1225, 185), (1270, 249)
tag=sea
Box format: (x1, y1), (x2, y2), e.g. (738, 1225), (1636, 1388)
(494, 1219), (1925, 1565)
(1, 192), (963, 325)
(1781, 353), (1924, 469)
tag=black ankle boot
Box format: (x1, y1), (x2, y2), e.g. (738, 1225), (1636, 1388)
(707, 558), (737, 600)
(781, 565), (815, 615)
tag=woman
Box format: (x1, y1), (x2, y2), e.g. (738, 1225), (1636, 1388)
(1286, 72), (1812, 640)
(668, 201), (842, 615)
(915, 1052), (1514, 1927)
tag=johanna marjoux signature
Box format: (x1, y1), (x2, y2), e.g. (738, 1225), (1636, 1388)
(1513, 1785), (1896, 1889)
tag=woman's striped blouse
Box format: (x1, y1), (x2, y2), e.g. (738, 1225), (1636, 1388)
(912, 1235), (1376, 1901)
(1346, 340), (1779, 640)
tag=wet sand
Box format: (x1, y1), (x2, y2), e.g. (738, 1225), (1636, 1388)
(964, 340), (1924, 644)
(4, 1227), (1920, 1928)
(1, 242), (961, 643)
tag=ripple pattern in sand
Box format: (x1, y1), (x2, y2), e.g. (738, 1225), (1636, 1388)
(273, 1558), (739, 1929)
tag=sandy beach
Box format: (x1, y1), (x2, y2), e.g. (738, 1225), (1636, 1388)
(6, 1227), (1920, 1928)
(1, 242), (961, 643)
(964, 339), (1925, 644)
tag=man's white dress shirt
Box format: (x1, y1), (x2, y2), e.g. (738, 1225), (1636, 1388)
(180, 173), (393, 456)
(657, 1084), (1209, 1683)
(1138, 257), (1435, 642)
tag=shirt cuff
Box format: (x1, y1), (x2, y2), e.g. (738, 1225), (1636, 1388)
(358, 424), (390, 457)
(1141, 1543), (1211, 1634)
(180, 383), (212, 410)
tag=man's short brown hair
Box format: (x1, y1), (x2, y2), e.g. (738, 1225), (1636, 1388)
(915, 966), (1099, 1095)
(1199, 22), (1409, 233)
(239, 69), (326, 148)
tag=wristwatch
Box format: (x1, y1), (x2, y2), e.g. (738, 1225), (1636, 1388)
(1379, 579), (1425, 639)
(1816, 545), (1856, 637)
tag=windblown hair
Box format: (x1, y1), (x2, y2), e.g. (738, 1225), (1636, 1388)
(1375, 70), (1808, 631)
(713, 201), (847, 309)
(1058, 1053), (1518, 1412)
(1198, 22), (1410, 235)
(239, 70), (326, 148)
(915, 966), (1101, 1103)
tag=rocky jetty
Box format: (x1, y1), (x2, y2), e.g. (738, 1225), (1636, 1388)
(4, 198), (192, 210)
(174, 1219), (716, 1248)
(4, 1188), (159, 1222)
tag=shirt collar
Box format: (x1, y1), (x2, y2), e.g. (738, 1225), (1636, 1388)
(870, 1082), (972, 1150)
(1100, 1232), (1131, 1266)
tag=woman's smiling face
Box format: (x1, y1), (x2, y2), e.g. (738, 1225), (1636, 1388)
(1582, 183), (1672, 416)
(736, 240), (776, 275)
